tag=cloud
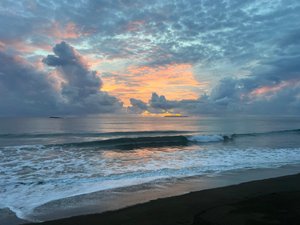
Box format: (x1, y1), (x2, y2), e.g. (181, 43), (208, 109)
(128, 92), (195, 114)
(2, 0), (300, 67)
(42, 41), (123, 114)
(0, 42), (123, 116)
(128, 98), (148, 113)
(0, 52), (59, 116)
(101, 64), (204, 106)
(149, 93), (177, 111)
(129, 72), (300, 115)
(1, 0), (300, 115)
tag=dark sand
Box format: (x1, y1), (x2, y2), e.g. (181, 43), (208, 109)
(25, 173), (300, 225)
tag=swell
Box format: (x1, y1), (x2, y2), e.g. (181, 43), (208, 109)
(59, 135), (190, 150)
(58, 134), (232, 149)
(231, 128), (300, 138)
(1, 128), (299, 139)
(0, 130), (193, 139)
(2, 128), (300, 150)
(54, 128), (300, 149)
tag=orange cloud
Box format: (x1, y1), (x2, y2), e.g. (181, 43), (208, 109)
(102, 64), (207, 105)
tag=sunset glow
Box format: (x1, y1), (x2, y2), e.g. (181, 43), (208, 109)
(102, 64), (206, 105)
(141, 111), (184, 117)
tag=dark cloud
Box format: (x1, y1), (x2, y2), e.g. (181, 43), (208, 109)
(128, 98), (148, 113)
(43, 42), (103, 103)
(0, 52), (59, 116)
(128, 92), (193, 114)
(0, 42), (122, 116)
(149, 93), (177, 111)
(43, 41), (123, 114)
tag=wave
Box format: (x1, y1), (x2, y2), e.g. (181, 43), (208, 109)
(231, 128), (300, 138)
(1, 128), (298, 139)
(48, 134), (229, 150)
(59, 135), (191, 149)
(2, 128), (300, 150)
(57, 128), (300, 149)
(0, 130), (193, 139)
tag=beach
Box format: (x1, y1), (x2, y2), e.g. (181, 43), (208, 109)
(21, 173), (300, 225)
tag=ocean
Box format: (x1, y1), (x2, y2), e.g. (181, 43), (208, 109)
(1, 115), (300, 222)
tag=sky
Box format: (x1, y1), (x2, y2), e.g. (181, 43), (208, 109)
(0, 0), (300, 116)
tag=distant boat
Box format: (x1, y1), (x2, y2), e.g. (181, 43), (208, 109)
(48, 116), (62, 119)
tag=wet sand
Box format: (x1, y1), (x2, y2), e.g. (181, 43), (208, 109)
(25, 173), (300, 225)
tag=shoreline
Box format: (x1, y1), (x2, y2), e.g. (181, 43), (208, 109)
(7, 166), (296, 225)
(23, 172), (300, 225)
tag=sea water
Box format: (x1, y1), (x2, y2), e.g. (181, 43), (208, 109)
(1, 115), (300, 221)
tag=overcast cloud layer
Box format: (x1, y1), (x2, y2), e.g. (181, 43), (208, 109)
(0, 0), (300, 115)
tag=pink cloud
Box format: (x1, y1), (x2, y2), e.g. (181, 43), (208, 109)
(250, 80), (300, 98)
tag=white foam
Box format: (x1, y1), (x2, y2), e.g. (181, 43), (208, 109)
(1, 144), (300, 221)
(187, 134), (224, 142)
